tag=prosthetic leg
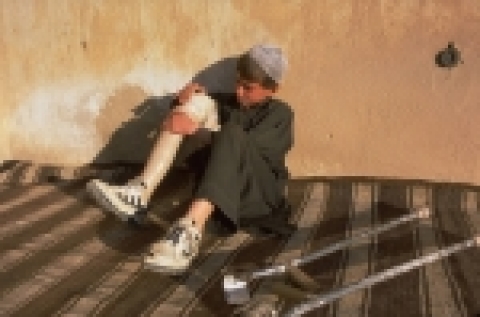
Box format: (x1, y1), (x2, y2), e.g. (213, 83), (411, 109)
(86, 92), (220, 223)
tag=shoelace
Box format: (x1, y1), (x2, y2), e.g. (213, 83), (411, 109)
(165, 225), (185, 245)
(165, 224), (199, 257)
(148, 225), (186, 257)
(116, 181), (147, 208)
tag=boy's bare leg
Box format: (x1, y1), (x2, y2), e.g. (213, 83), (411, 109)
(184, 198), (215, 231)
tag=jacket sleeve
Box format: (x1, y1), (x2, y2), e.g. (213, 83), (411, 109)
(207, 92), (236, 125)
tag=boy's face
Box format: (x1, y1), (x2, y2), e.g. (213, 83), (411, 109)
(235, 76), (276, 107)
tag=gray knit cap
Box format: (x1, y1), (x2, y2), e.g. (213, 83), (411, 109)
(248, 43), (287, 84)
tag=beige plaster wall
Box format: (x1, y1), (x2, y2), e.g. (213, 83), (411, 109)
(1, 1), (480, 184)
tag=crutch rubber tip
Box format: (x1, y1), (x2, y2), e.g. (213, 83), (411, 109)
(416, 207), (431, 219)
(223, 274), (251, 305)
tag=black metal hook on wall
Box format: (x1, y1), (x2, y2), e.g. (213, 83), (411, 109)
(435, 42), (463, 68)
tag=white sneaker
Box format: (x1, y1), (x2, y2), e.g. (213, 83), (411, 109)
(86, 178), (148, 223)
(144, 217), (202, 274)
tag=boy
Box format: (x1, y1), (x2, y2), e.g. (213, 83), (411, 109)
(87, 43), (294, 274)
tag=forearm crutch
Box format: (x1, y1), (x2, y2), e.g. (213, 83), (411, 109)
(284, 235), (480, 316)
(223, 207), (430, 305)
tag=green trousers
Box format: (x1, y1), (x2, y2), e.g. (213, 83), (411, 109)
(186, 121), (284, 229)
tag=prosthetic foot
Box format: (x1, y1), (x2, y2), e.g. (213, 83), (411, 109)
(86, 178), (149, 223)
(87, 92), (220, 223)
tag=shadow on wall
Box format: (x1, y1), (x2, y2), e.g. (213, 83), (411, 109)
(91, 92), (174, 166)
(91, 56), (238, 168)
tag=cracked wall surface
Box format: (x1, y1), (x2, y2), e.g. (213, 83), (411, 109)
(1, 1), (480, 184)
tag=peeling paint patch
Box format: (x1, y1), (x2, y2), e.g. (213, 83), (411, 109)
(10, 81), (107, 165)
(8, 64), (192, 165)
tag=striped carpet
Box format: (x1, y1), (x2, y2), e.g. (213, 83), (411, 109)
(0, 161), (479, 316)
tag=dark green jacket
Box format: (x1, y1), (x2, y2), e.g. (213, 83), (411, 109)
(211, 93), (294, 196)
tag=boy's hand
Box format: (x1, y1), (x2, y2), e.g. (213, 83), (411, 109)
(176, 82), (206, 105)
(162, 82), (205, 135)
(163, 112), (200, 135)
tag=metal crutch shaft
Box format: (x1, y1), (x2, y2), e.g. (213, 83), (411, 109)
(250, 207), (430, 280)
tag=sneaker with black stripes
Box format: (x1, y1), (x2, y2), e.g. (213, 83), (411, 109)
(86, 178), (149, 224)
(144, 217), (202, 274)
